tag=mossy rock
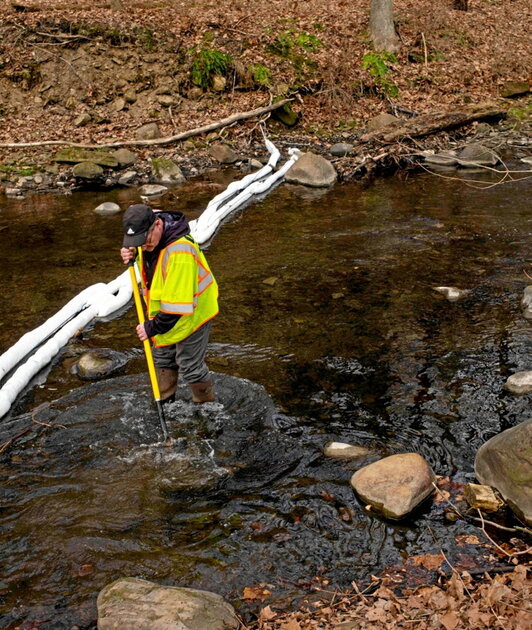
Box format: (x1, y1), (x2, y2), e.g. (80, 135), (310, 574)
(54, 148), (118, 168)
(72, 161), (104, 180)
(500, 81), (530, 98)
(151, 158), (185, 184)
(272, 102), (299, 127)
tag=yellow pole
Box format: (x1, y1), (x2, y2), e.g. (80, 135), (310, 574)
(128, 258), (169, 441)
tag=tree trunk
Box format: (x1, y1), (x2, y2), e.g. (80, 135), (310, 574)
(369, 0), (399, 53)
(453, 0), (468, 10)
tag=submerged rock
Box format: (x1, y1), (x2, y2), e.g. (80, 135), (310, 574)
(75, 349), (127, 380)
(504, 371), (532, 394)
(350, 453), (436, 520)
(94, 202), (121, 215)
(285, 152), (337, 188)
(433, 286), (469, 302)
(323, 442), (370, 460)
(97, 577), (240, 630)
(139, 184), (168, 197)
(475, 419), (532, 525)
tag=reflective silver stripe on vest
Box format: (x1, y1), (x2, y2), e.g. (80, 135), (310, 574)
(196, 272), (213, 295)
(160, 300), (194, 315)
(162, 242), (198, 276)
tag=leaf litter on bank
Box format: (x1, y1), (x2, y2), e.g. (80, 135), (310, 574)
(244, 544), (530, 630)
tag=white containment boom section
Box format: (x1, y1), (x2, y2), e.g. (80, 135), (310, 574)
(0, 139), (301, 418)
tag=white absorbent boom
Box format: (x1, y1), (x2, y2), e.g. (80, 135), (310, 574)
(0, 140), (301, 418)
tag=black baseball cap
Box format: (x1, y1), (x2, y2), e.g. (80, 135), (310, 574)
(122, 204), (155, 247)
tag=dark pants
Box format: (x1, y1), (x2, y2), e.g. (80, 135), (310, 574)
(152, 321), (211, 384)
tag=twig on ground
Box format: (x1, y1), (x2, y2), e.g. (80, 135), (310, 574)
(0, 99), (293, 149)
(476, 510), (532, 558)
(431, 482), (532, 538)
(0, 427), (32, 454)
(31, 406), (66, 429)
(421, 32), (428, 66)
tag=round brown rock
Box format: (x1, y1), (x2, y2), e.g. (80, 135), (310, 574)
(350, 453), (436, 520)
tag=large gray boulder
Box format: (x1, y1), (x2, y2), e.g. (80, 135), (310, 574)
(97, 577), (240, 630)
(350, 453), (436, 520)
(475, 419), (532, 526)
(285, 152), (337, 188)
(151, 157), (186, 185)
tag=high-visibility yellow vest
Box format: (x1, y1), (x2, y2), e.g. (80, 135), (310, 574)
(139, 236), (218, 346)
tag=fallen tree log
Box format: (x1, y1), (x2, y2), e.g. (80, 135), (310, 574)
(359, 103), (506, 144)
(0, 99), (292, 149)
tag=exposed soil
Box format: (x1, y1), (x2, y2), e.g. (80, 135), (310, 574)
(0, 0), (530, 186)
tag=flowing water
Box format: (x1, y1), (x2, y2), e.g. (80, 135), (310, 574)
(0, 161), (531, 628)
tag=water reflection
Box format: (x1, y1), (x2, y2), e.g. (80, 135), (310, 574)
(0, 164), (531, 628)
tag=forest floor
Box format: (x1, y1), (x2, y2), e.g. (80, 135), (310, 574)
(0, 0), (530, 182)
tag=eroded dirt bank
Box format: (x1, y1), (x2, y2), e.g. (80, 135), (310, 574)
(0, 0), (530, 186)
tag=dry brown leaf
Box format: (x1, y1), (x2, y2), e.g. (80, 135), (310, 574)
(260, 605), (277, 621)
(409, 553), (445, 570)
(429, 588), (449, 611)
(486, 582), (512, 606)
(242, 585), (271, 601)
(434, 488), (451, 503)
(456, 534), (482, 545)
(439, 610), (459, 630)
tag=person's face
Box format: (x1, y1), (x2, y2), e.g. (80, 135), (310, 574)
(142, 218), (162, 252)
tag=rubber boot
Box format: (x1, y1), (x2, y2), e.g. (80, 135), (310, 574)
(189, 379), (215, 403)
(156, 368), (178, 404)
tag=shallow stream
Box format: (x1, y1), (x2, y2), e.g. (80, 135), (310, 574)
(0, 161), (531, 628)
